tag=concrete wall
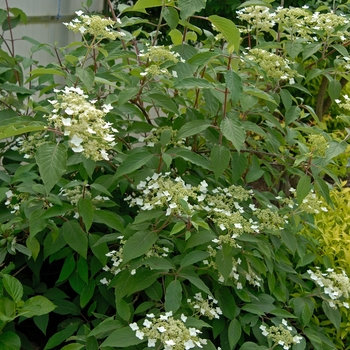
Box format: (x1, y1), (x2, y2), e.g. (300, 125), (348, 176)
(1, 0), (105, 67)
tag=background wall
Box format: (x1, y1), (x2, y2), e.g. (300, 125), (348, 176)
(1, 0), (104, 67)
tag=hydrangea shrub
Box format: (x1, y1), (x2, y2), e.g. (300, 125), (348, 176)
(1, 0), (350, 349)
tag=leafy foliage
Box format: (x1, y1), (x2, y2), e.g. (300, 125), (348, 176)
(1, 0), (350, 349)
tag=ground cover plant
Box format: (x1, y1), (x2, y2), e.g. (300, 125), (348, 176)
(2, 0), (350, 349)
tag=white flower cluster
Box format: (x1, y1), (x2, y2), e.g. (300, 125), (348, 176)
(244, 48), (297, 85)
(129, 312), (207, 350)
(237, 6), (350, 43)
(307, 268), (350, 309)
(126, 173), (291, 244)
(139, 45), (185, 77)
(138, 126), (189, 150)
(260, 319), (303, 349)
(299, 191), (328, 215)
(187, 293), (222, 319)
(63, 10), (123, 41)
(335, 94), (350, 112)
(236, 6), (276, 33)
(46, 86), (117, 161)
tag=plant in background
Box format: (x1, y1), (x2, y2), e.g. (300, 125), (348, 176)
(1, 0), (350, 349)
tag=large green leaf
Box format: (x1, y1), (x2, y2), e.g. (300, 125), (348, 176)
(76, 67), (95, 91)
(127, 270), (160, 295)
(177, 120), (211, 139)
(78, 197), (94, 231)
(210, 145), (231, 180)
(322, 301), (341, 331)
(228, 319), (242, 349)
(2, 274), (23, 303)
(178, 0), (206, 19)
(123, 230), (158, 263)
(35, 143), (67, 193)
(133, 0), (162, 10)
(296, 175), (311, 205)
(169, 148), (211, 170)
(215, 249), (233, 281)
(165, 280), (182, 313)
(19, 296), (56, 318)
(101, 326), (144, 348)
(0, 123), (46, 140)
(208, 15), (240, 53)
(220, 117), (246, 153)
(61, 221), (88, 259)
(180, 251), (210, 268)
(179, 269), (212, 296)
(148, 93), (179, 114)
(93, 210), (124, 232)
(225, 70), (242, 105)
(173, 77), (214, 89)
(114, 151), (153, 178)
(0, 331), (21, 350)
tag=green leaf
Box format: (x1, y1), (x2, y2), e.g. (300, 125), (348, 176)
(296, 175), (311, 205)
(178, 0), (206, 19)
(225, 70), (243, 105)
(19, 296), (56, 318)
(231, 153), (247, 182)
(61, 221), (88, 259)
(220, 117), (246, 153)
(44, 319), (81, 350)
(101, 326), (144, 348)
(162, 7), (179, 30)
(128, 270), (160, 295)
(114, 151), (153, 178)
(35, 143), (67, 193)
(215, 287), (237, 320)
(228, 319), (242, 349)
(116, 299), (131, 322)
(285, 41), (303, 59)
(118, 87), (138, 107)
(80, 280), (95, 308)
(123, 230), (158, 263)
(325, 140), (347, 160)
(211, 145), (231, 180)
(165, 280), (182, 313)
(269, 308), (297, 318)
(144, 257), (174, 271)
(78, 197), (94, 231)
(28, 67), (66, 78)
(0, 123), (46, 140)
(2, 274), (23, 303)
(215, 249), (233, 281)
(280, 89), (293, 110)
(285, 106), (301, 125)
(170, 148), (211, 170)
(133, 0), (162, 10)
(61, 345), (84, 350)
(241, 304), (265, 316)
(177, 120), (211, 139)
(208, 15), (240, 53)
(322, 300), (341, 331)
(148, 93), (178, 114)
(179, 270), (212, 296)
(328, 78), (341, 102)
(0, 331), (21, 350)
(180, 251), (210, 268)
(302, 42), (322, 61)
(244, 86), (277, 104)
(26, 236), (40, 261)
(173, 77), (214, 89)
(76, 67), (94, 91)
(88, 317), (122, 338)
(57, 254), (75, 283)
(93, 210), (124, 232)
(0, 82), (34, 95)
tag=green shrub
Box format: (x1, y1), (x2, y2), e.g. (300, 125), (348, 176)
(1, 1), (350, 349)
